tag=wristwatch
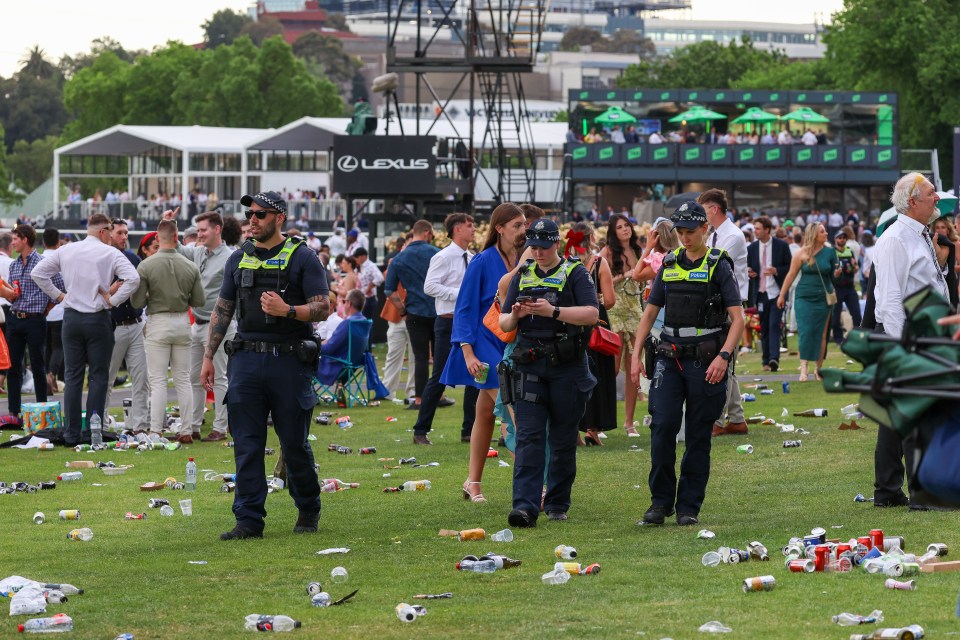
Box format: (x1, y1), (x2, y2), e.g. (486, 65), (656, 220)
(718, 350), (732, 362)
(552, 306), (561, 320)
(286, 305), (297, 319)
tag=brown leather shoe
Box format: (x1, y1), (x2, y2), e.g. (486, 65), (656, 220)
(711, 421), (727, 437)
(192, 432), (202, 441)
(177, 434), (194, 444)
(412, 434), (432, 445)
(723, 422), (749, 435)
(202, 431), (227, 442)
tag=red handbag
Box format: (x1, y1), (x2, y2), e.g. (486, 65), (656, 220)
(588, 323), (621, 357)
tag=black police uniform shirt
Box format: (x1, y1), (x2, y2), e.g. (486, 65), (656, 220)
(502, 259), (599, 337)
(647, 250), (741, 346)
(220, 239), (330, 344)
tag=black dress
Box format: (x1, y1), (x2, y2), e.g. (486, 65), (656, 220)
(579, 257), (618, 433)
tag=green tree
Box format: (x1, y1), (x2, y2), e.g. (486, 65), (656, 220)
(593, 30), (656, 56)
(61, 51), (132, 141)
(559, 27), (604, 52)
(326, 13), (350, 32)
(7, 135), (58, 192)
(0, 47), (69, 152)
(240, 16), (284, 46)
(59, 37), (142, 79)
(122, 42), (203, 125)
(203, 8), (253, 48)
(293, 31), (362, 98)
(618, 38), (786, 89)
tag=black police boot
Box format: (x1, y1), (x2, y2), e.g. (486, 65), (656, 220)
(507, 509), (537, 528)
(293, 510), (320, 533)
(637, 504), (674, 526)
(220, 524), (264, 541)
(676, 513), (700, 526)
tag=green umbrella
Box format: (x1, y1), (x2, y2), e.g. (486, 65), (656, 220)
(668, 105), (727, 124)
(781, 106), (830, 124)
(594, 106), (637, 125)
(730, 107), (779, 124)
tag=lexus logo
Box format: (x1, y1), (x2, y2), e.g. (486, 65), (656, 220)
(337, 155), (359, 173)
(336, 155), (431, 172)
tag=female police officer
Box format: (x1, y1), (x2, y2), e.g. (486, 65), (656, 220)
(499, 218), (599, 527)
(630, 201), (744, 526)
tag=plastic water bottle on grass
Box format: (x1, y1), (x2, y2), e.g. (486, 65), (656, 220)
(244, 615), (301, 632)
(17, 614), (73, 633)
(185, 458), (197, 491)
(89, 413), (102, 448)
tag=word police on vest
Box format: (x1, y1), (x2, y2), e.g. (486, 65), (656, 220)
(336, 155), (431, 173)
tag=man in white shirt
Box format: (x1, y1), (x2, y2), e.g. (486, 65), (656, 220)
(801, 129), (818, 146)
(411, 213), (480, 445)
(699, 189), (749, 436)
(327, 228), (347, 257)
(827, 209), (845, 238)
(31, 214), (140, 446)
(647, 131), (664, 144)
(353, 247), (384, 318)
(777, 128), (793, 145)
(871, 172), (951, 509)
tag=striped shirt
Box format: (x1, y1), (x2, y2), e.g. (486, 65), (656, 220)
(10, 251), (63, 314)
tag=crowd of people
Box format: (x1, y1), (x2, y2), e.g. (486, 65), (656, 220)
(2, 172), (956, 537)
(571, 124), (832, 147)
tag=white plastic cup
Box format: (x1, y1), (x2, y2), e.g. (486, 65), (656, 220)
(490, 529), (514, 542)
(179, 499), (193, 516)
(159, 505), (175, 516)
(331, 566), (348, 583)
(33, 512), (44, 525)
(701, 551), (722, 567)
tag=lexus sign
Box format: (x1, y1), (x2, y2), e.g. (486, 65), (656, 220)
(333, 135), (436, 195)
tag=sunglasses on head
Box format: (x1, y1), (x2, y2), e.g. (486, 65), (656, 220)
(244, 209), (280, 220)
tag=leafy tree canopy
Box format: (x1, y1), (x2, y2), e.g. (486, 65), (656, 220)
(203, 9), (253, 48)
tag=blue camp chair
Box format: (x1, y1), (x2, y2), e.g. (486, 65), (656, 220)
(314, 318), (373, 408)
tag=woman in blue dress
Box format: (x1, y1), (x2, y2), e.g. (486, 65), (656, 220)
(442, 203), (528, 503)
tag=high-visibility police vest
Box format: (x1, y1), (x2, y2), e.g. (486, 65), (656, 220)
(517, 258), (584, 340)
(833, 246), (855, 287)
(235, 236), (309, 337)
(661, 247), (728, 331)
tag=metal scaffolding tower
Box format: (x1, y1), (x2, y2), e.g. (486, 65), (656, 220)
(386, 0), (546, 210)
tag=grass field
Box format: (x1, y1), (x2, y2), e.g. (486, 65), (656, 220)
(1, 342), (957, 639)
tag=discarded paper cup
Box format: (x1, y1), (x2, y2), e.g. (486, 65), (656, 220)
(331, 566), (348, 584)
(490, 529), (513, 542)
(179, 499), (193, 516)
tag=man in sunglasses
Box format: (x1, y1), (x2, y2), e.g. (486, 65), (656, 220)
(200, 191), (331, 540)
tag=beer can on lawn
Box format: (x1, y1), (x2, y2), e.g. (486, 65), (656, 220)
(900, 562), (921, 576)
(787, 559), (815, 573)
(882, 536), (904, 552)
(858, 535), (873, 550)
(813, 545), (830, 572)
(782, 381), (790, 394)
(59, 510), (80, 520)
(836, 543), (851, 556)
(870, 529), (884, 550)
(736, 444), (754, 454)
(927, 543), (948, 557)
(810, 527), (827, 543)
(783, 440), (802, 448)
(742, 575), (775, 593)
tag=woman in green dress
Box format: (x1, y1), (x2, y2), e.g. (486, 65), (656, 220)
(777, 223), (839, 381)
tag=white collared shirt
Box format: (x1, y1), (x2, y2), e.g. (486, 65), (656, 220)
(710, 218), (748, 301)
(424, 242), (472, 316)
(874, 213), (949, 338)
(757, 238), (780, 298)
(31, 236), (140, 313)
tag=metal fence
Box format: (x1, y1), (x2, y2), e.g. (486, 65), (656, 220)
(50, 198), (348, 226)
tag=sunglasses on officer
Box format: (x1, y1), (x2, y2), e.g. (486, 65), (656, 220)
(244, 209), (281, 220)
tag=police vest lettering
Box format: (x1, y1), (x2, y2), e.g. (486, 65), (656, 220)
(661, 248), (728, 331)
(517, 258), (583, 339)
(236, 237), (309, 337)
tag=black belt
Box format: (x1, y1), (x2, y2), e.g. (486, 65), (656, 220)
(229, 340), (299, 355)
(194, 318), (209, 326)
(655, 342), (700, 359)
(115, 317), (142, 326)
(12, 312), (44, 319)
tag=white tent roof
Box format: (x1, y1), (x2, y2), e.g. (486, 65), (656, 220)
(56, 124), (270, 156)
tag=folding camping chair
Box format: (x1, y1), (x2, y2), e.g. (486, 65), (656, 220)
(314, 318), (373, 408)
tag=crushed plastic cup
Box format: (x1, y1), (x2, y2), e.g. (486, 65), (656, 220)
(159, 505), (175, 516)
(699, 621), (732, 633)
(311, 592), (332, 608)
(490, 529), (514, 542)
(701, 551), (723, 567)
(697, 529), (716, 540)
(331, 566), (348, 584)
(179, 499), (193, 516)
(541, 568), (571, 585)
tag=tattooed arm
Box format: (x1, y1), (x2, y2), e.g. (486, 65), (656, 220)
(201, 296), (236, 390)
(305, 293), (330, 322)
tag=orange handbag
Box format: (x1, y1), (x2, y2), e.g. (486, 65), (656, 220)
(483, 295), (516, 344)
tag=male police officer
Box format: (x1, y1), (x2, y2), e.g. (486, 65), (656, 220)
(200, 191), (330, 540)
(499, 219), (599, 527)
(630, 202), (744, 526)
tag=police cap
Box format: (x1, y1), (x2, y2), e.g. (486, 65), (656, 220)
(671, 201), (707, 229)
(525, 218), (561, 248)
(240, 191), (287, 215)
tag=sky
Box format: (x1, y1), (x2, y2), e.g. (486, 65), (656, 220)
(1, 0), (846, 78)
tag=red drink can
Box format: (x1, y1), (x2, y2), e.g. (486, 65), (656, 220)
(836, 544), (851, 557)
(788, 559), (815, 573)
(858, 535), (872, 550)
(870, 529), (884, 550)
(813, 545), (830, 572)
(13, 280), (20, 296)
